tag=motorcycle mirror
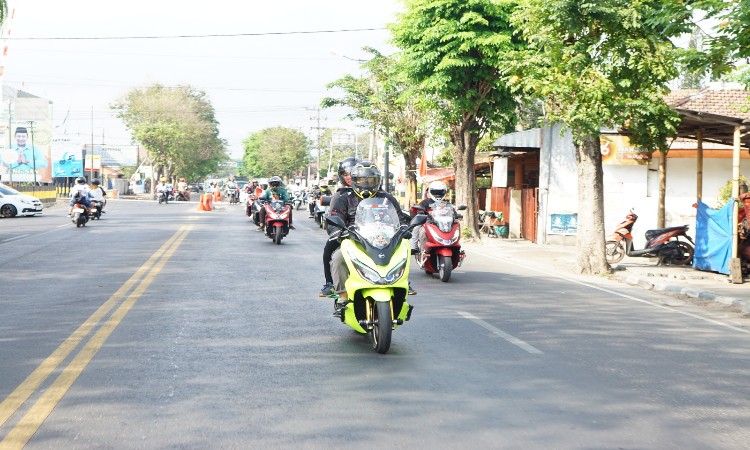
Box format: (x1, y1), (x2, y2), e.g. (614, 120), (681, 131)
(409, 214), (428, 228)
(326, 215), (347, 229)
(457, 205), (467, 211)
(412, 205), (425, 211)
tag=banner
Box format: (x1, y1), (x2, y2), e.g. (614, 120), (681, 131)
(51, 140), (85, 178)
(601, 135), (651, 165)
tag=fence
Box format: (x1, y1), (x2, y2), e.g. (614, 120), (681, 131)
(4, 182), (71, 205)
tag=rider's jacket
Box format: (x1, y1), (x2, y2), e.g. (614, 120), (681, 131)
(177, 181), (188, 192)
(259, 187), (290, 202)
(326, 189), (406, 236)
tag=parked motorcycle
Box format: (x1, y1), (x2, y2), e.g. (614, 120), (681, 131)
(413, 201), (467, 282)
(314, 195), (332, 229)
(325, 198), (427, 354)
(262, 199), (292, 244)
(605, 209), (695, 265)
(71, 201), (90, 227)
(89, 200), (105, 220)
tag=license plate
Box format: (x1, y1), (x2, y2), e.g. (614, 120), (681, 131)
(73, 208), (84, 213)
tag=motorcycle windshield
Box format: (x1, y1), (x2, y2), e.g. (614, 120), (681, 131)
(354, 198), (400, 249)
(270, 200), (285, 212)
(431, 201), (455, 233)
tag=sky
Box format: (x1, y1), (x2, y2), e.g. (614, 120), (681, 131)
(2, 0), (403, 158)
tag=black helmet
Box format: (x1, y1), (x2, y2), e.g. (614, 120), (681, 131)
(76, 177), (86, 184)
(91, 178), (101, 186)
(338, 157), (360, 186)
(350, 162), (381, 199)
(268, 176), (282, 187)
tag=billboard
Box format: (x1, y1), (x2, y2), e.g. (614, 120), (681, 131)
(601, 135), (651, 165)
(51, 139), (84, 178)
(0, 98), (53, 183)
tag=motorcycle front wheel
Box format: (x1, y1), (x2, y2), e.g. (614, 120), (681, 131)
(605, 240), (625, 264)
(438, 254), (452, 282)
(273, 225), (283, 244)
(370, 301), (393, 354)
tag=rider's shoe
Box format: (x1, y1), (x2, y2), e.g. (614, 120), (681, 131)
(256, 225), (264, 231)
(289, 224), (296, 230)
(319, 282), (334, 297)
(408, 282), (417, 295)
(410, 247), (419, 255)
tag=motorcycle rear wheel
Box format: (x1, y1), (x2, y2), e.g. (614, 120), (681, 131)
(605, 240), (625, 264)
(665, 241), (694, 265)
(438, 254), (452, 282)
(370, 301), (393, 354)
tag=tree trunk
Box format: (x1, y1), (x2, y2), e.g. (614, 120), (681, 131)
(574, 133), (610, 275)
(658, 151), (667, 228)
(450, 124), (480, 241)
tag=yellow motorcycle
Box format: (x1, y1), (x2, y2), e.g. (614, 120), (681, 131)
(326, 197), (427, 353)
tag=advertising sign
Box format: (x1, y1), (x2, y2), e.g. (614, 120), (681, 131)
(601, 135), (651, 165)
(51, 140), (84, 178)
(0, 98), (53, 183)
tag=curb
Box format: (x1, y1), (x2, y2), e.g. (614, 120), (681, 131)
(614, 272), (750, 315)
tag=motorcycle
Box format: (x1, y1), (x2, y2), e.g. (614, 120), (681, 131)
(225, 186), (238, 204)
(157, 189), (172, 204)
(605, 209), (695, 266)
(292, 191), (304, 210)
(89, 200), (105, 220)
(176, 190), (190, 201)
(314, 195), (332, 229)
(413, 201), (467, 282)
(261, 199), (292, 244)
(325, 198), (427, 354)
(71, 201), (90, 228)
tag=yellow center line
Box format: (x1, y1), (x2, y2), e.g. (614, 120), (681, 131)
(0, 226), (191, 450)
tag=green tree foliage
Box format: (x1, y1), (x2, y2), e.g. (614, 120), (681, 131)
(240, 127), (310, 180)
(322, 47), (431, 207)
(111, 84), (226, 182)
(509, 0), (690, 275)
(390, 0), (523, 238)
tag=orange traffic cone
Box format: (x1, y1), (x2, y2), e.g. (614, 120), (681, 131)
(196, 194), (206, 211)
(204, 194), (213, 211)
(213, 190), (221, 202)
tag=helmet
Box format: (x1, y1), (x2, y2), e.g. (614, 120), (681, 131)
(91, 178), (101, 186)
(350, 161), (381, 199)
(427, 181), (447, 202)
(161, 177), (167, 182)
(252, 179), (258, 184)
(338, 157), (360, 186)
(76, 177), (86, 184)
(268, 176), (282, 188)
(180, 178), (185, 182)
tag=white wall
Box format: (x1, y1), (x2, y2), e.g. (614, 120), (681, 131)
(537, 125), (750, 248)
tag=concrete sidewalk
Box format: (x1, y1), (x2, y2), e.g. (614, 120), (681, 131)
(462, 237), (750, 316)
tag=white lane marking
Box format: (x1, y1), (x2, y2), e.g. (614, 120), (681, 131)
(1, 234), (30, 243)
(470, 248), (750, 335)
(458, 311), (544, 354)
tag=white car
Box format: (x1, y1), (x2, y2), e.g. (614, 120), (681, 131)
(0, 183), (44, 218)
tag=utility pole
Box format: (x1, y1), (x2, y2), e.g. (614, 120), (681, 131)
(309, 107), (326, 180)
(28, 120), (36, 184)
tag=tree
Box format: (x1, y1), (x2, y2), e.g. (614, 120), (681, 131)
(390, 0), (523, 239)
(111, 84), (226, 182)
(240, 127), (310, 180)
(322, 47), (431, 208)
(510, 0), (691, 275)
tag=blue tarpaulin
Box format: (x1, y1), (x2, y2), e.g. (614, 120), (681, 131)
(693, 200), (733, 274)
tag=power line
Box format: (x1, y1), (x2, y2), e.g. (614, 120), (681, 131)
(8, 27), (386, 41)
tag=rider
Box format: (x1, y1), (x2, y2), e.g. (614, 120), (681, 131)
(224, 176), (238, 202)
(155, 177), (172, 200)
(320, 157), (359, 296)
(68, 176), (92, 216)
(177, 177), (189, 200)
(89, 178), (108, 213)
(256, 176), (293, 231)
(410, 180), (448, 254)
(327, 161), (414, 302)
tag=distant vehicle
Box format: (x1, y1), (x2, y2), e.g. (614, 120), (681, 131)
(0, 183), (44, 218)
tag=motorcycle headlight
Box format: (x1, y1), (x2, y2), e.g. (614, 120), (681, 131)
(385, 258), (407, 283)
(351, 258), (384, 284)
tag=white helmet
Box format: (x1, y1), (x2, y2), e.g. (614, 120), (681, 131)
(427, 181), (447, 202)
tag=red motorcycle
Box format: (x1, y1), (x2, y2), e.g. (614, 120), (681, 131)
(413, 201), (467, 282)
(605, 209), (695, 265)
(262, 199), (292, 244)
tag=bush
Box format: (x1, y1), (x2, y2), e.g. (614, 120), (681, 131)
(715, 175), (748, 208)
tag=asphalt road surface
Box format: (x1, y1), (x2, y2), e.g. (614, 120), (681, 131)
(1, 199), (749, 449)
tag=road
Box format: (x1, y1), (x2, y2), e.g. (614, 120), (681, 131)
(1, 199), (749, 449)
